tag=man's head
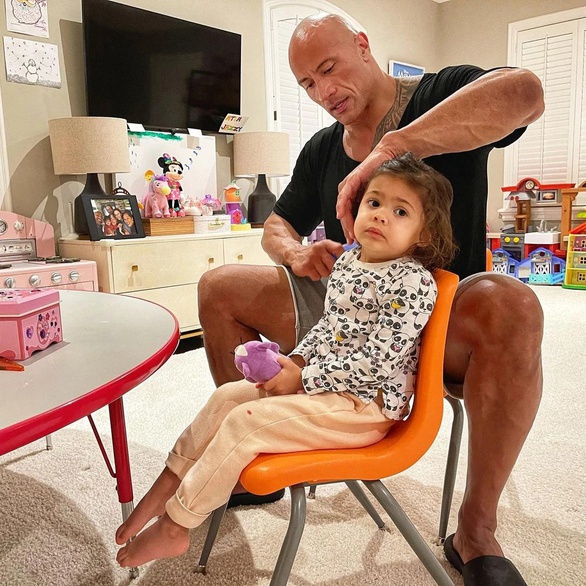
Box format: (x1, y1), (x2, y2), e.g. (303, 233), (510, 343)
(289, 13), (381, 125)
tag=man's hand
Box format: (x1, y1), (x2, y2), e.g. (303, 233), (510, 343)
(288, 239), (344, 280)
(336, 133), (406, 243)
(259, 355), (305, 396)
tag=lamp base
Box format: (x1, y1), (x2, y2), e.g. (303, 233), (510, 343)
(74, 173), (108, 235)
(247, 174), (276, 225)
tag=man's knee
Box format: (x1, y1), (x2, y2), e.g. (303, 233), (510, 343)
(198, 265), (233, 311)
(452, 275), (543, 344)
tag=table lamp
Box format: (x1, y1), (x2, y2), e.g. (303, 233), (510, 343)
(48, 116), (130, 235)
(233, 131), (290, 226)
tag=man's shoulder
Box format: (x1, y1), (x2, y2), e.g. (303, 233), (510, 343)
(417, 65), (486, 92)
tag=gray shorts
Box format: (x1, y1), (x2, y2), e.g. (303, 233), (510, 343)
(281, 266), (328, 345)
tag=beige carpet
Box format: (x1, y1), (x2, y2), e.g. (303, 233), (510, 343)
(1, 285), (584, 586)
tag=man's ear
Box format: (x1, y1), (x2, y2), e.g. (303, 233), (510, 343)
(355, 32), (370, 60)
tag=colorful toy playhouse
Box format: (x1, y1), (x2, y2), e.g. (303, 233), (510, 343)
(491, 248), (520, 278)
(516, 247), (566, 285)
(563, 222), (586, 290)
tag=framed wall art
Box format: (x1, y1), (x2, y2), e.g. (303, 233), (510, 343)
(388, 61), (425, 77)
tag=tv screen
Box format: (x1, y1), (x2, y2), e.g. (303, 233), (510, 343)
(82, 0), (241, 133)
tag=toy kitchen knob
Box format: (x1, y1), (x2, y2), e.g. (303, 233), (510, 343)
(13, 221), (24, 231)
(29, 274), (41, 287)
(69, 270), (80, 282)
(4, 277), (16, 288)
(51, 272), (63, 284)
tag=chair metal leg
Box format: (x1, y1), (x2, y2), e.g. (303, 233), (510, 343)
(345, 480), (387, 530)
(45, 434), (53, 450)
(194, 502), (228, 575)
(307, 484), (317, 499)
(269, 484), (307, 586)
(364, 480), (454, 586)
(437, 395), (464, 544)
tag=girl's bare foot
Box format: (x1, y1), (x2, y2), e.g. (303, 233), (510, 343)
(116, 467), (181, 545)
(117, 513), (189, 567)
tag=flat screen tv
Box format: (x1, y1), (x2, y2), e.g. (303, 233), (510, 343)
(82, 0), (241, 133)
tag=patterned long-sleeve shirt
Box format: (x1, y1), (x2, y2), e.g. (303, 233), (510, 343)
(291, 247), (437, 420)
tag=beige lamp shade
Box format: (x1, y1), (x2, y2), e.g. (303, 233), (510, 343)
(48, 116), (130, 175)
(233, 131), (290, 177)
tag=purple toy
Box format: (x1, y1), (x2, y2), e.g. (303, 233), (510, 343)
(234, 340), (282, 383)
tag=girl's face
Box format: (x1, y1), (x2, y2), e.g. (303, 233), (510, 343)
(123, 212), (133, 225)
(353, 175), (427, 263)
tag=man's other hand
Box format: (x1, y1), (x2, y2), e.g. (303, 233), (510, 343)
(289, 239), (344, 280)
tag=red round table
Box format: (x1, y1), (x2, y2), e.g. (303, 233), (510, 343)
(0, 290), (180, 575)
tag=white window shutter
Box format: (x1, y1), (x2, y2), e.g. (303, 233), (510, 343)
(272, 13), (323, 174)
(577, 21), (586, 182)
(265, 2), (359, 195)
(512, 21), (579, 184)
(507, 12), (586, 189)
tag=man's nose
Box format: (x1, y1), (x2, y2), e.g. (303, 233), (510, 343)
(316, 79), (335, 103)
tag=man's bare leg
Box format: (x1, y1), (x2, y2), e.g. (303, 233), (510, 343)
(443, 274), (543, 564)
(198, 264), (298, 386)
(116, 467), (181, 545)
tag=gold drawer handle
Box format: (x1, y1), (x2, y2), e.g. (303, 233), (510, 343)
(237, 254), (243, 261)
(131, 264), (139, 272)
(208, 257), (215, 264)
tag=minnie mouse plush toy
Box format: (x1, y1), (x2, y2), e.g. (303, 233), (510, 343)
(158, 153), (186, 217)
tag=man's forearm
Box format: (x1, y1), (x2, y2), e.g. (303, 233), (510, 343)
(261, 212), (306, 266)
(390, 68), (545, 159)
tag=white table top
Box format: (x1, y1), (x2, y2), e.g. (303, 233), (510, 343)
(1, 290), (179, 453)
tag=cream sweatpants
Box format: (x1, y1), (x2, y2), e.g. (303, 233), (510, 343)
(164, 379), (394, 528)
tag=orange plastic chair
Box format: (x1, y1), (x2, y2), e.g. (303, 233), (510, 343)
(196, 269), (460, 586)
(486, 247), (493, 271)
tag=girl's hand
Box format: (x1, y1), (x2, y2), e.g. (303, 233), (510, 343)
(259, 355), (304, 396)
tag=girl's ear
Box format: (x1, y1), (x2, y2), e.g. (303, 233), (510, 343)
(418, 229), (432, 245)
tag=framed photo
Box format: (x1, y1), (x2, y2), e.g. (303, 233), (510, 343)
(388, 60), (425, 77)
(82, 194), (145, 241)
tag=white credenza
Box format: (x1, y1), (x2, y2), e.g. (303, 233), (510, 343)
(59, 229), (273, 333)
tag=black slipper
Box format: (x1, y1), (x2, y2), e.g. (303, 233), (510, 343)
(444, 534), (527, 585)
(227, 488), (285, 509)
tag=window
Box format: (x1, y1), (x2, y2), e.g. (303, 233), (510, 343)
(505, 8), (586, 186)
(263, 1), (363, 193)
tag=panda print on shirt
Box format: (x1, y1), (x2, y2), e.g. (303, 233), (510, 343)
(291, 246), (437, 421)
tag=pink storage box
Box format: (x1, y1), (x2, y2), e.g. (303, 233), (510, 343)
(0, 289), (63, 361)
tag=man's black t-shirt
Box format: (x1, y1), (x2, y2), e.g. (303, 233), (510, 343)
(273, 65), (525, 279)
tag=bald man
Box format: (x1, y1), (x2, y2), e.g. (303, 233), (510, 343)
(198, 13), (544, 585)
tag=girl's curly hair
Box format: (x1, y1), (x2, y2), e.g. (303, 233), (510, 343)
(354, 153), (458, 272)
